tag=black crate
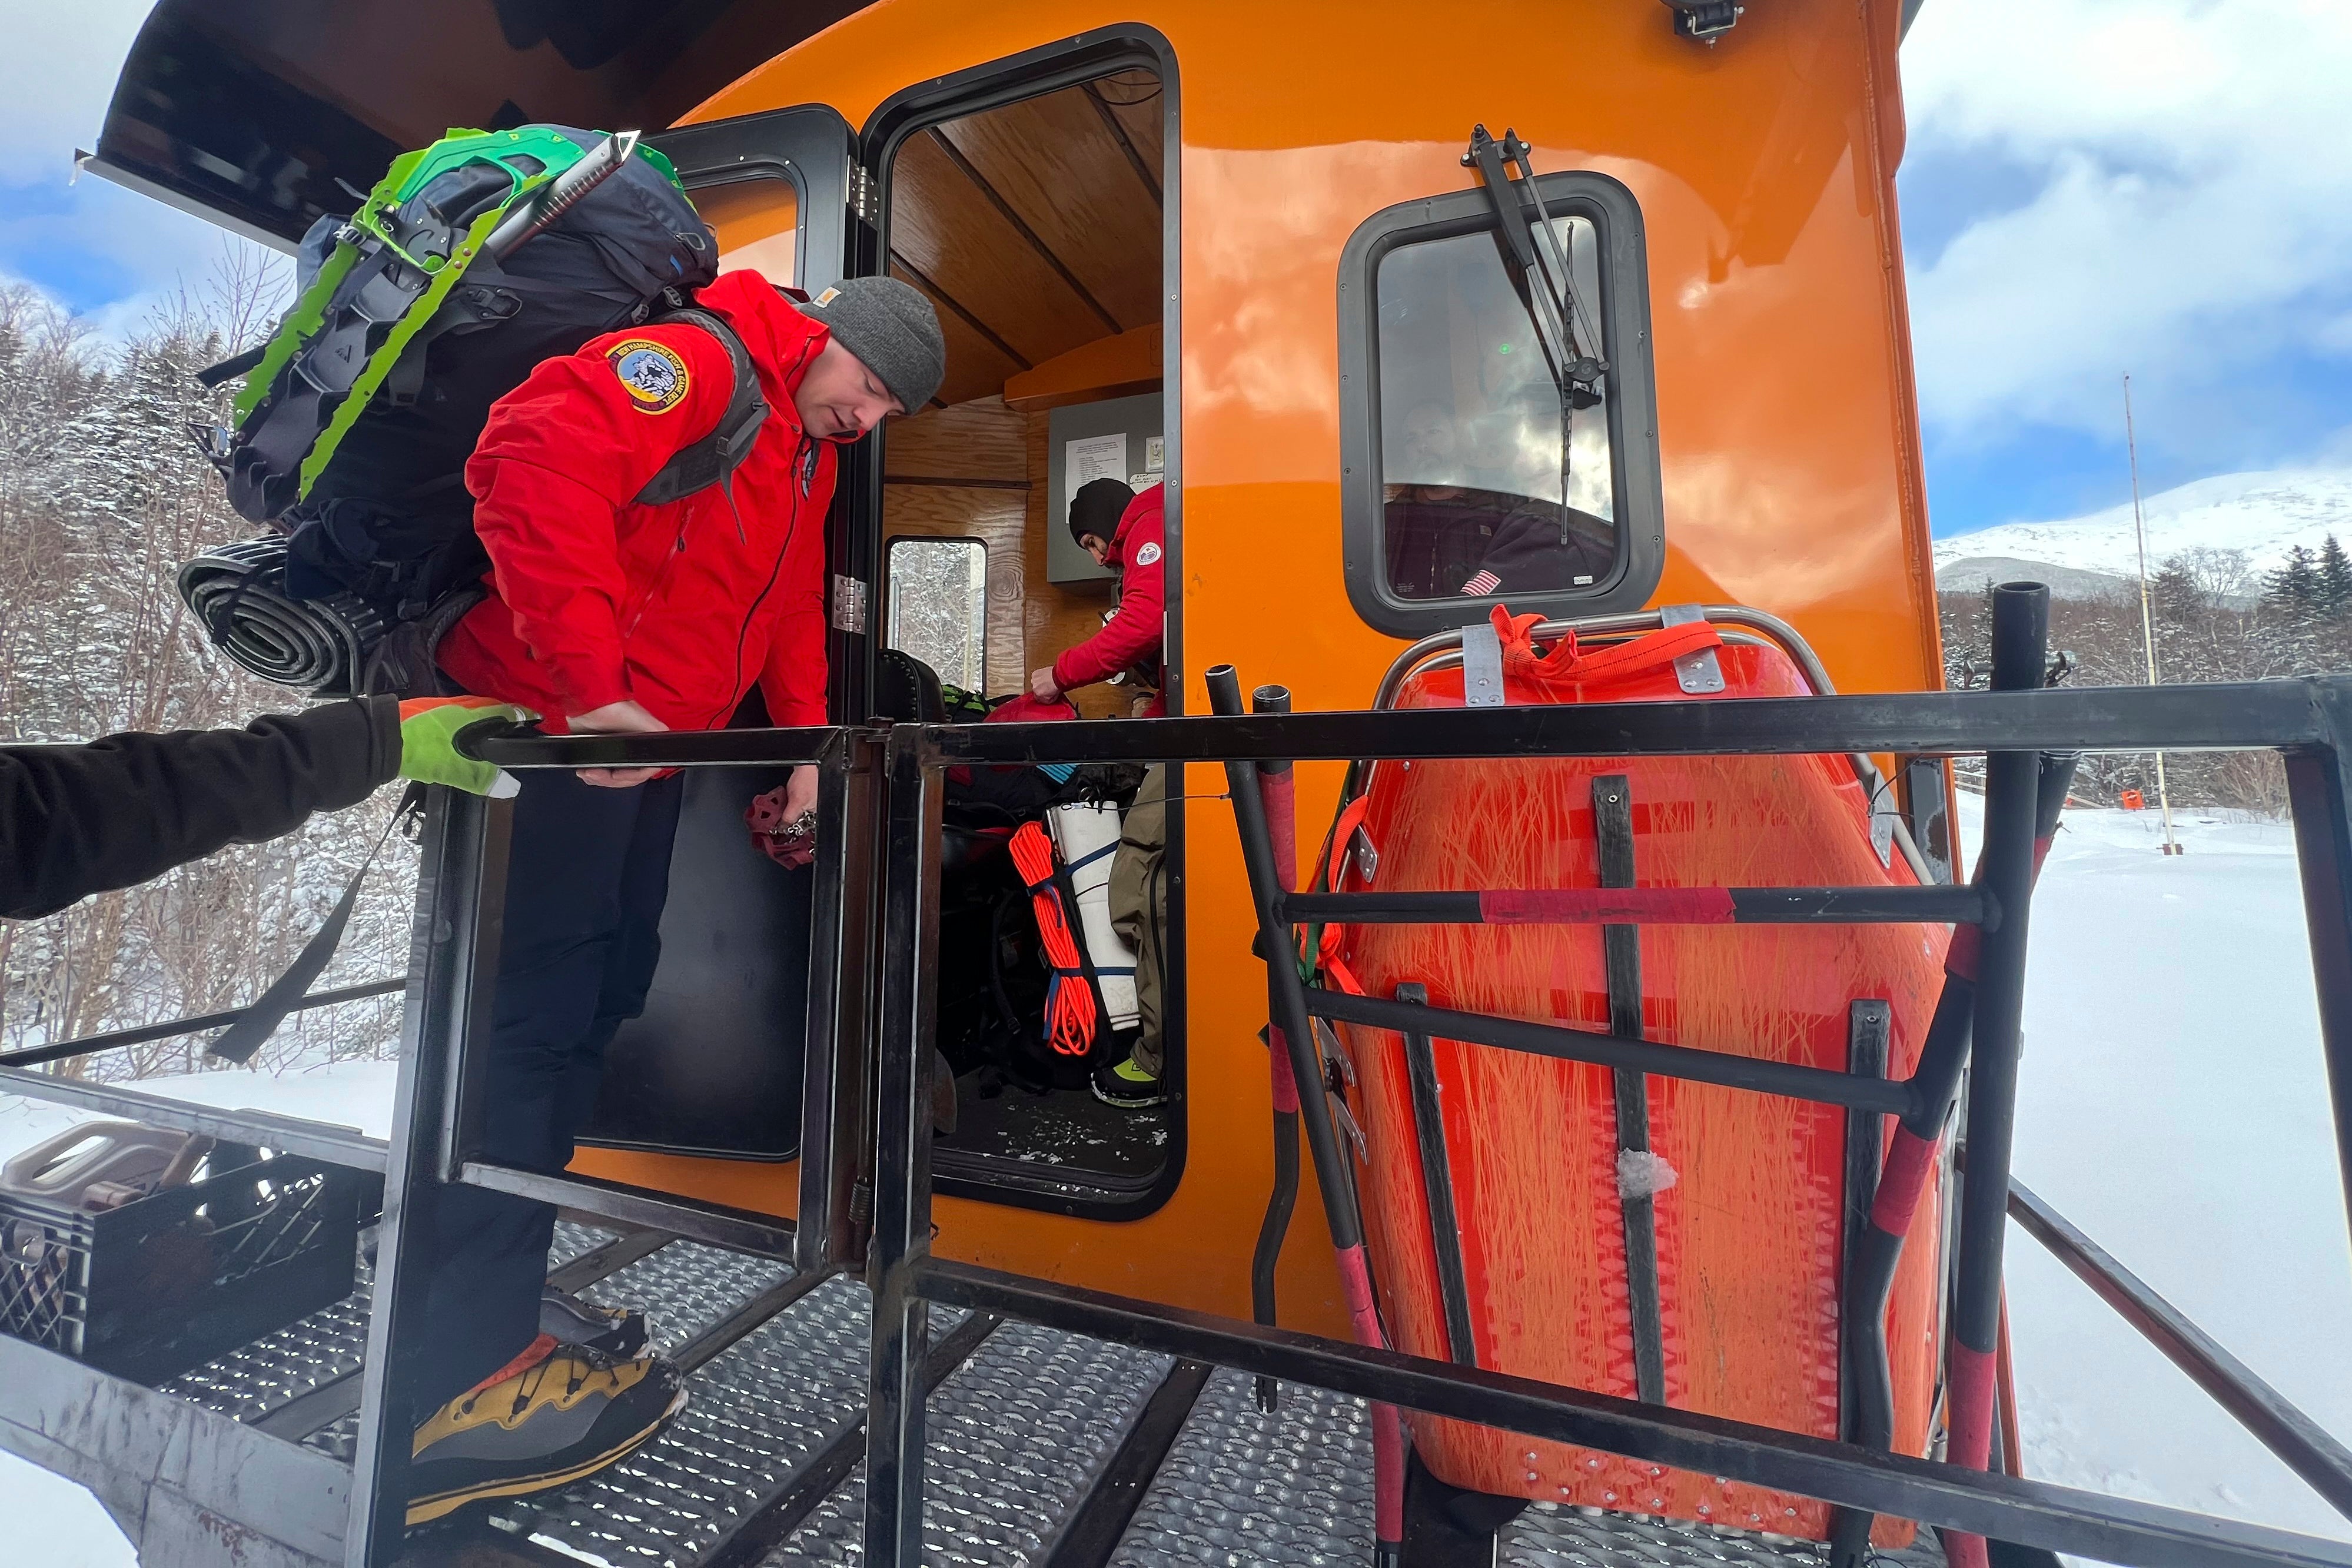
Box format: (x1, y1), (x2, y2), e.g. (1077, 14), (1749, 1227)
(0, 1152), (361, 1386)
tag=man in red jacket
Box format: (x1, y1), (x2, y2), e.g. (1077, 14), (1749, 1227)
(1029, 477), (1169, 1107)
(407, 271), (944, 1523)
(1029, 478), (1166, 716)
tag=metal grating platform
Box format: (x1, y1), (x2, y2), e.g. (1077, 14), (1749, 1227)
(496, 1273), (875, 1564)
(162, 1245), (374, 1423)
(1501, 1503), (1948, 1566)
(1109, 1367), (1374, 1567)
(771, 1319), (1172, 1566)
(579, 1238), (793, 1358)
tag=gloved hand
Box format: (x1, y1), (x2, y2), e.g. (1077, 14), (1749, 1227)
(397, 696), (530, 798)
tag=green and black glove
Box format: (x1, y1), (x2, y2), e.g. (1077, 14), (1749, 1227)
(397, 696), (530, 798)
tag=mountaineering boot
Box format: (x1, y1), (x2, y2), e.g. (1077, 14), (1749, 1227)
(1091, 1051), (1167, 1109)
(406, 1334), (685, 1526)
(539, 1287), (649, 1358)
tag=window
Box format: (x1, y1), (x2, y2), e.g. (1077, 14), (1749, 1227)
(885, 536), (988, 693)
(1339, 172), (1662, 636)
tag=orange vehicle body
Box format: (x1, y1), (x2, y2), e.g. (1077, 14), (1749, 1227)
(562, 0), (1948, 1526)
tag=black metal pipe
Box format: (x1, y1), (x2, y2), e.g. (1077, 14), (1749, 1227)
(1249, 682), (1303, 1414)
(453, 1161), (797, 1260)
(2008, 1177), (2352, 1524)
(912, 1258), (2352, 1568)
(456, 677), (2352, 773)
(1593, 772), (1667, 1407)
(1832, 748), (2079, 1567)
(863, 732), (945, 1566)
(2282, 687), (2352, 1285)
(0, 1065), (391, 1171)
(0, 978), (408, 1070)
(1303, 988), (1916, 1117)
(912, 677), (2352, 768)
(460, 719), (841, 770)
(1398, 985), (1477, 1370)
(1944, 582), (2052, 1564)
(1207, 666), (1365, 1251)
(1277, 885), (1992, 927)
(348, 787), (508, 1568)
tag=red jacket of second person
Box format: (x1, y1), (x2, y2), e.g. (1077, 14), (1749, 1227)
(1052, 482), (1165, 703)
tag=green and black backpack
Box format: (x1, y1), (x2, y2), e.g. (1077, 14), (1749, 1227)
(184, 125), (769, 695)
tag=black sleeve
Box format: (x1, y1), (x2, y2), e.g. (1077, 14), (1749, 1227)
(0, 697), (403, 921)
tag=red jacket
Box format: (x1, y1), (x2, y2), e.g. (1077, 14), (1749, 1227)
(1052, 483), (1165, 703)
(439, 272), (835, 732)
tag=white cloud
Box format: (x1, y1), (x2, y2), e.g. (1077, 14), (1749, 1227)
(1901, 0), (2352, 456)
(0, 0), (161, 184)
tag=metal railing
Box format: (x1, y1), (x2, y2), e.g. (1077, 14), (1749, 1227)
(15, 588), (2352, 1567)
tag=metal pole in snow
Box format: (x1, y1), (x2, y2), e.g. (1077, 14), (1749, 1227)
(2124, 374), (2183, 856)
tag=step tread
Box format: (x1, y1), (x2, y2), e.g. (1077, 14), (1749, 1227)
(1108, 1366), (1374, 1567)
(769, 1318), (1171, 1566)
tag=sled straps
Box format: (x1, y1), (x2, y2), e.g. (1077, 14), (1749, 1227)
(1011, 821), (1097, 1057)
(1487, 602), (1723, 687)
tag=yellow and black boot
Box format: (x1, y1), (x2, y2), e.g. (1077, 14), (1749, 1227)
(406, 1334), (685, 1526)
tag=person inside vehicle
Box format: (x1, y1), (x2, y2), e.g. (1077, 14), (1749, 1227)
(1028, 476), (1168, 1108)
(408, 272), (945, 1524)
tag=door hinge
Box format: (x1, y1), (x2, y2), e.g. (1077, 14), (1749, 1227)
(830, 573), (869, 633)
(846, 162), (879, 227)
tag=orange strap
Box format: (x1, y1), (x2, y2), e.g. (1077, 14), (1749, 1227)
(1489, 603), (1723, 690)
(1011, 821), (1097, 1056)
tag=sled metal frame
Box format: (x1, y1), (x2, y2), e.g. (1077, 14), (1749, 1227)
(16, 675), (2352, 1566)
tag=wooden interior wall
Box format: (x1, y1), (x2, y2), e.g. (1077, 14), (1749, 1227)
(883, 397), (1029, 696)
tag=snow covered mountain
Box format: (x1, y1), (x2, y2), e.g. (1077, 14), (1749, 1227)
(1932, 469), (2352, 587)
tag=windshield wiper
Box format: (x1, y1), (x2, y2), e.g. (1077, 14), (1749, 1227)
(1464, 125), (1608, 542)
(1464, 124), (1606, 407)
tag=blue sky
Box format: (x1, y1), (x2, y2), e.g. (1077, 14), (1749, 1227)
(0, 1), (2345, 538)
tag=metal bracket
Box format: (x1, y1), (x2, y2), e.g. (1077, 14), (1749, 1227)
(1461, 619), (1506, 707)
(846, 161), (879, 227)
(830, 573), (869, 633)
(1659, 603), (1726, 695)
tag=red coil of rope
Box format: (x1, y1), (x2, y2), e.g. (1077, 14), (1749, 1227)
(1010, 821), (1097, 1056)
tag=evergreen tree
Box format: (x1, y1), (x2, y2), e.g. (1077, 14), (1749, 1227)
(2318, 535), (2352, 620)
(2265, 544), (2321, 616)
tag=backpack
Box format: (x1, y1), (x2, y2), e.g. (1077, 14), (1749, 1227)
(187, 125), (768, 676)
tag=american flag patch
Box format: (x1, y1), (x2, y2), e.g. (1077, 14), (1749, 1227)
(1461, 569), (1500, 597)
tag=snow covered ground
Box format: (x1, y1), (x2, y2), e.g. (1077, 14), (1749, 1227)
(5, 812), (2352, 1563)
(1958, 795), (2352, 1550)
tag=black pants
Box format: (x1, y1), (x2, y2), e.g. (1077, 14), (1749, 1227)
(410, 768), (685, 1413)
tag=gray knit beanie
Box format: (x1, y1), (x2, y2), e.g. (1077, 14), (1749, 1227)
(801, 277), (946, 411)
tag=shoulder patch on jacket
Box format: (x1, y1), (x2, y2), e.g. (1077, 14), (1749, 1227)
(1132, 540), (1161, 567)
(606, 338), (692, 413)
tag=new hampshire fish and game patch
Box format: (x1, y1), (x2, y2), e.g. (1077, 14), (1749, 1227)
(608, 338), (692, 413)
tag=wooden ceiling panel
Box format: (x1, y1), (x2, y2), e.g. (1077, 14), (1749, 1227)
(936, 87), (1161, 332)
(888, 131), (1101, 368)
(889, 259), (1024, 408)
(1091, 71), (1165, 195)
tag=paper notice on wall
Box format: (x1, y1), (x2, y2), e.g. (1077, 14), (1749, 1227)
(1066, 433), (1128, 511)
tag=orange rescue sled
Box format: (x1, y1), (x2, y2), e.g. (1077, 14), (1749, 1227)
(1321, 607), (1950, 1544)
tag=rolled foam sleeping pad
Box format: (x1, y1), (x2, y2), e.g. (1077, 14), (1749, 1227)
(177, 536), (382, 695)
(1049, 799), (1140, 1031)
